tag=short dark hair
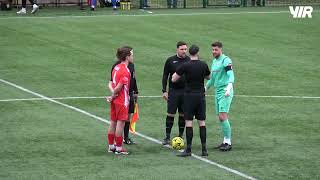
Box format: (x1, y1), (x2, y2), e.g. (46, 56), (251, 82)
(176, 41), (187, 48)
(116, 47), (132, 62)
(122, 45), (133, 51)
(211, 41), (223, 48)
(189, 44), (199, 56)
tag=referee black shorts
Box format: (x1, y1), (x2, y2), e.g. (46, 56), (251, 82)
(184, 92), (206, 120)
(167, 88), (184, 115)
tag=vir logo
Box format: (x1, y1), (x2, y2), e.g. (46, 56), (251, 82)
(289, 6), (313, 18)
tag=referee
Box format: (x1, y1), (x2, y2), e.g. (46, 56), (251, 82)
(162, 41), (190, 145)
(172, 45), (210, 157)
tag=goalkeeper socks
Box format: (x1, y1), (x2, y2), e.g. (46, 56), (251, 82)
(124, 121), (130, 139)
(165, 116), (174, 139)
(186, 127), (193, 152)
(115, 136), (123, 147)
(223, 137), (231, 145)
(220, 119), (231, 145)
(178, 116), (185, 137)
(108, 133), (115, 145)
(199, 126), (206, 150)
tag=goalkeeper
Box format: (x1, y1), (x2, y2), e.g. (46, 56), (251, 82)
(206, 41), (235, 152)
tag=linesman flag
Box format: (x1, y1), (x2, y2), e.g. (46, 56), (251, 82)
(129, 103), (139, 134)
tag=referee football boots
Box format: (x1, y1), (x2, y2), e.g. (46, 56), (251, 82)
(123, 138), (135, 145)
(201, 148), (208, 156)
(162, 137), (170, 146)
(176, 150), (191, 157)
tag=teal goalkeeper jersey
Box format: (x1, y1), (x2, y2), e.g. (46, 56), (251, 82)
(206, 54), (235, 90)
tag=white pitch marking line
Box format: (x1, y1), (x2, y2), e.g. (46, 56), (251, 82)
(0, 97), (105, 102)
(235, 95), (320, 99)
(1, 94), (320, 102)
(0, 78), (257, 180)
(0, 10), (295, 20)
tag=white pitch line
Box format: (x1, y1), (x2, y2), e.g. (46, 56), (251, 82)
(0, 97), (105, 102)
(0, 10), (292, 20)
(0, 78), (257, 180)
(138, 95), (320, 99)
(1, 94), (320, 102)
(235, 95), (320, 99)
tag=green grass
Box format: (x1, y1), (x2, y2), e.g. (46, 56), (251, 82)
(1, 7), (320, 180)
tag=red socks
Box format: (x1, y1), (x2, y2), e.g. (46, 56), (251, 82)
(108, 134), (123, 147)
(115, 136), (123, 147)
(108, 133), (115, 145)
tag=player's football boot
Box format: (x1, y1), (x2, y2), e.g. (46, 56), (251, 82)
(115, 147), (129, 155)
(31, 4), (39, 14)
(17, 8), (26, 14)
(107, 146), (116, 153)
(219, 143), (232, 151)
(213, 143), (225, 149)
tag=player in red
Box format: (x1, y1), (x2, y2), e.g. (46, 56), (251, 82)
(107, 47), (133, 155)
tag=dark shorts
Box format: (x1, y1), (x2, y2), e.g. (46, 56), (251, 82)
(167, 88), (184, 114)
(184, 92), (206, 120)
(128, 93), (135, 114)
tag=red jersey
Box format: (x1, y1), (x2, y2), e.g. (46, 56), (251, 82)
(111, 63), (131, 107)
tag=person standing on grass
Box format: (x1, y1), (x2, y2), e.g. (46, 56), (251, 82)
(161, 41), (190, 145)
(111, 0), (119, 10)
(227, 0), (236, 7)
(90, 0), (97, 10)
(167, 0), (177, 8)
(16, 0), (39, 14)
(205, 41), (235, 151)
(108, 46), (138, 145)
(172, 45), (211, 157)
(106, 47), (132, 155)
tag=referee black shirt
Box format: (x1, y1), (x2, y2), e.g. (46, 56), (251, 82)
(176, 59), (210, 93)
(162, 55), (190, 92)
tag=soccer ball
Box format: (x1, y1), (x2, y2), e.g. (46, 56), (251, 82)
(171, 137), (184, 150)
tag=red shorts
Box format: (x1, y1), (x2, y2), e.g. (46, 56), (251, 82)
(110, 102), (129, 121)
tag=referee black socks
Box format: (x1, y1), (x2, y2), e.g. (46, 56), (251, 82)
(199, 126), (207, 150)
(178, 116), (185, 137)
(124, 121), (130, 139)
(165, 116), (174, 139)
(186, 127), (193, 153)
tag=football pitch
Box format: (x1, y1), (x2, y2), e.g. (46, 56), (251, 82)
(1, 6), (320, 180)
